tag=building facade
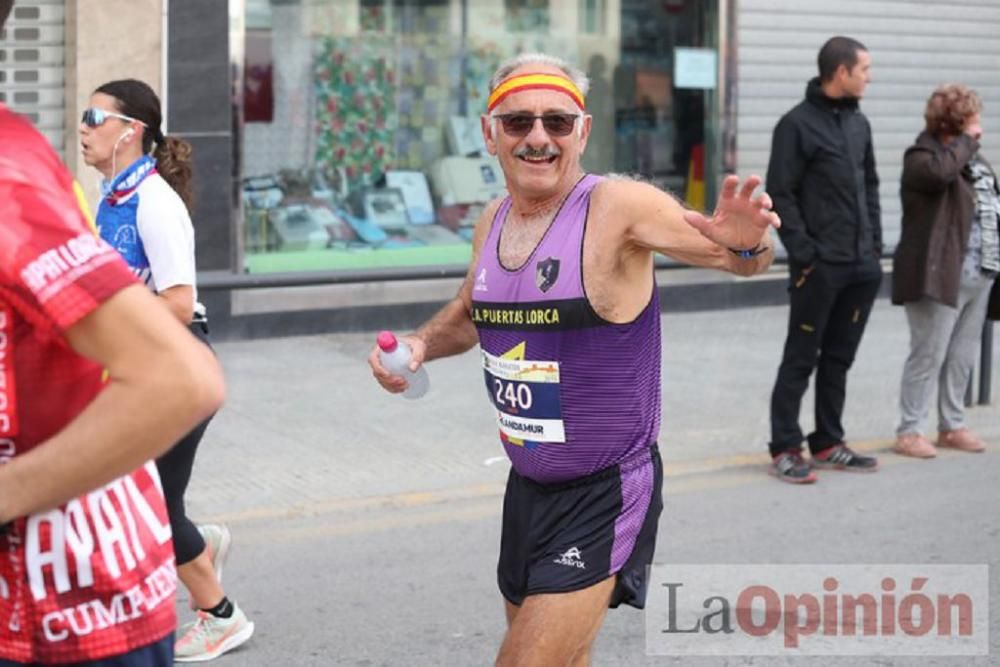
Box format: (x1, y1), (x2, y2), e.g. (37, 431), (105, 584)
(2, 0), (999, 337)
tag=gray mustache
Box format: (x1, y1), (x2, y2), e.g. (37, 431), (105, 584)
(514, 146), (561, 159)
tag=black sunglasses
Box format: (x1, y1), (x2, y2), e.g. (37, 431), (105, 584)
(493, 113), (580, 137)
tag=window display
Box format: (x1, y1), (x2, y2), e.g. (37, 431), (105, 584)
(239, 0), (723, 275)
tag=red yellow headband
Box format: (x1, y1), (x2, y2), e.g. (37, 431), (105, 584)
(487, 73), (585, 113)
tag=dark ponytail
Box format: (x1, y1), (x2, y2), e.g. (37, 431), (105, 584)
(94, 78), (195, 211)
(153, 136), (194, 211)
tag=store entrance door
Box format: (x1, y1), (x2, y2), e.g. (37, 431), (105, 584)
(607, 0), (720, 210)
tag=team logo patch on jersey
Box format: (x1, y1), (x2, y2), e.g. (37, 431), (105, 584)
(536, 257), (560, 293)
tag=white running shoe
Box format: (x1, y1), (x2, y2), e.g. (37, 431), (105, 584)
(174, 602), (254, 662)
(200, 523), (232, 583)
(188, 524), (233, 611)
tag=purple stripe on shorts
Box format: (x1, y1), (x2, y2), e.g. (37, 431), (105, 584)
(610, 451), (655, 573)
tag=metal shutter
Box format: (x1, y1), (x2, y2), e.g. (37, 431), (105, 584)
(737, 0), (1000, 249)
(0, 0), (65, 158)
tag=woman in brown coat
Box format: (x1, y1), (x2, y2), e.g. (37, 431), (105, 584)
(892, 84), (999, 458)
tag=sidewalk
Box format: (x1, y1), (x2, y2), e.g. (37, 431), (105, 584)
(187, 298), (1000, 522)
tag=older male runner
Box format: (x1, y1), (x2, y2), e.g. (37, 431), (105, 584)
(369, 52), (778, 666)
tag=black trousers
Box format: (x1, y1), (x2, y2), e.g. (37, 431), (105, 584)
(155, 321), (213, 566)
(769, 258), (882, 456)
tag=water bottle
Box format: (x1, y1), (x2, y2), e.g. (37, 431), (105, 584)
(376, 331), (430, 399)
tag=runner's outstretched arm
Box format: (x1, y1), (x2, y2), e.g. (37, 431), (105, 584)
(617, 174), (779, 276)
(0, 285), (224, 523)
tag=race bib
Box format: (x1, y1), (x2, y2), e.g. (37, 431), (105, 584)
(482, 349), (565, 444)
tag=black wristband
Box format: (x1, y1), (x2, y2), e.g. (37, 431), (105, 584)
(728, 243), (769, 259)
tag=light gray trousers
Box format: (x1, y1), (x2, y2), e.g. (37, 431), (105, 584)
(897, 273), (993, 435)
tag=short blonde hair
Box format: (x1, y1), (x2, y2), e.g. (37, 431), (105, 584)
(924, 84), (982, 139)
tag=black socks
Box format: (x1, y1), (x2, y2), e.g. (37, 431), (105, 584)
(202, 596), (234, 619)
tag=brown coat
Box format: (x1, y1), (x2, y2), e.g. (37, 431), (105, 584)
(892, 131), (987, 307)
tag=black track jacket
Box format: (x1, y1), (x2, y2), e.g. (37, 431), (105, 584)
(766, 78), (882, 266)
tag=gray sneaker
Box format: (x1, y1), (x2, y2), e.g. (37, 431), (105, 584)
(174, 602), (254, 662)
(199, 523), (232, 583)
(770, 451), (818, 484)
(811, 444), (879, 472)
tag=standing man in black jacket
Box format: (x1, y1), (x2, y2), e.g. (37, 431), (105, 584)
(766, 36), (883, 483)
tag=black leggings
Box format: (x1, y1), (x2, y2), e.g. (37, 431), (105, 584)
(155, 321), (213, 566)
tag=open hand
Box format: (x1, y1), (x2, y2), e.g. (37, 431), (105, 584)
(682, 175), (780, 250)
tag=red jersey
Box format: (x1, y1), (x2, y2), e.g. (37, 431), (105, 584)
(0, 105), (177, 664)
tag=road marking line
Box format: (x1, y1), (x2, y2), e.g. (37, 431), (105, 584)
(236, 501), (501, 544)
(216, 444), (996, 540)
(200, 438), (996, 526)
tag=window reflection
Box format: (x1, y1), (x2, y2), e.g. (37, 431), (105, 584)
(239, 0), (723, 274)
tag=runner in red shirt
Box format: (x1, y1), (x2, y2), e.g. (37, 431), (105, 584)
(0, 4), (224, 664)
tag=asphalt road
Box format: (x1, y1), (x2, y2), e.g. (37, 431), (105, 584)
(175, 299), (999, 665)
(185, 441), (1000, 666)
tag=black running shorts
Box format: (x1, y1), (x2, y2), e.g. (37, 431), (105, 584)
(498, 445), (663, 609)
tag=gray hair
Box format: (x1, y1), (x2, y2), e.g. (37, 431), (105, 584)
(488, 52), (590, 97)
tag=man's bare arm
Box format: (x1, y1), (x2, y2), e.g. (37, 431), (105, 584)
(415, 203), (502, 361)
(616, 177), (777, 277)
(414, 293), (480, 363)
(0, 284), (224, 523)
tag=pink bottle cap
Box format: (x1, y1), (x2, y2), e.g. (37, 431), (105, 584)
(376, 331), (398, 352)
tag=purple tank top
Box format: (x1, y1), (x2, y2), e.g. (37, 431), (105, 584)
(471, 174), (661, 483)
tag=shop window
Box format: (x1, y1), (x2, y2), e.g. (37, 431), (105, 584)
(505, 0), (550, 32)
(579, 0), (607, 35)
(238, 0), (725, 275)
(360, 0), (450, 34)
